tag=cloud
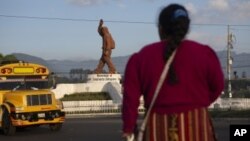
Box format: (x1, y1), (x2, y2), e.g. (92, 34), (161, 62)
(187, 31), (226, 51)
(188, 0), (250, 24)
(68, 0), (126, 8)
(67, 0), (104, 7)
(230, 1), (250, 21)
(208, 0), (229, 11)
(185, 3), (197, 15)
(116, 1), (127, 9)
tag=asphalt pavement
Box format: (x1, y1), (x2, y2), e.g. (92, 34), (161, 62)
(0, 115), (249, 141)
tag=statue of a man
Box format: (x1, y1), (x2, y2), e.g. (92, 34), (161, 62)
(94, 19), (116, 74)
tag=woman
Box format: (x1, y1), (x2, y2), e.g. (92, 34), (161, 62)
(122, 3), (224, 141)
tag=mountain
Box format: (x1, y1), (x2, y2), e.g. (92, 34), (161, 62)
(12, 51), (250, 78)
(12, 53), (53, 70)
(12, 53), (130, 74)
(48, 55), (130, 74)
(216, 51), (250, 79)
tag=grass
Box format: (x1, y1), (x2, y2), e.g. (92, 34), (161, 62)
(60, 92), (112, 101)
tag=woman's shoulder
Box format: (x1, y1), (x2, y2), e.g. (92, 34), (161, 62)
(182, 40), (207, 47)
(138, 41), (165, 55)
(182, 40), (215, 52)
(127, 41), (164, 64)
(181, 40), (218, 58)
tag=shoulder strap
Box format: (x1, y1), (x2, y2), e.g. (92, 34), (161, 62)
(139, 49), (177, 134)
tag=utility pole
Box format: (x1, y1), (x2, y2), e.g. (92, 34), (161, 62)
(227, 25), (232, 99)
(227, 25), (235, 103)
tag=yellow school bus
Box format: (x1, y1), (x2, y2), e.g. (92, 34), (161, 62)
(0, 61), (65, 135)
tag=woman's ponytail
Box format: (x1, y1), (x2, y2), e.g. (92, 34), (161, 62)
(158, 4), (190, 84)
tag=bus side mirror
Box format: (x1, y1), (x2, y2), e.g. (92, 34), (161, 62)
(52, 81), (57, 89)
(50, 72), (57, 89)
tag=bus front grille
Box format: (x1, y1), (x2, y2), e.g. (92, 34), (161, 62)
(27, 94), (52, 106)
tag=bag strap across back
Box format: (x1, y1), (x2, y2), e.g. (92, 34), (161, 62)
(137, 49), (177, 141)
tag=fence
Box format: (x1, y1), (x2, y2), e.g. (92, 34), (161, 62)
(63, 100), (121, 114)
(210, 98), (250, 109)
(62, 100), (145, 115)
(63, 98), (250, 115)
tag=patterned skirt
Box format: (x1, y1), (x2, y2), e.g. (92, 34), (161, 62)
(143, 108), (217, 141)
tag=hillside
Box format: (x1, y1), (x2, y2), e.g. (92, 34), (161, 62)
(217, 51), (250, 78)
(12, 53), (53, 70)
(47, 55), (130, 74)
(12, 51), (250, 78)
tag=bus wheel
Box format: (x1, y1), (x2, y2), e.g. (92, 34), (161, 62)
(2, 108), (16, 136)
(49, 123), (62, 131)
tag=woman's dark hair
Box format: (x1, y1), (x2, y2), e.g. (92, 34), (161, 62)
(158, 4), (190, 84)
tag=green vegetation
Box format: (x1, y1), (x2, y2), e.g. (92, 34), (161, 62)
(60, 92), (112, 101)
(223, 79), (250, 98)
(0, 53), (18, 65)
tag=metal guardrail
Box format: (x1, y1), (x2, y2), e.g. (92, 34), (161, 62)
(210, 98), (250, 110)
(62, 100), (145, 115)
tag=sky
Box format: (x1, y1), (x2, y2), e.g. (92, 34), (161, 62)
(0, 0), (250, 60)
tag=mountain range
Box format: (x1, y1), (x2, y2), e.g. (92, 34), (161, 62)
(12, 53), (130, 75)
(12, 51), (250, 78)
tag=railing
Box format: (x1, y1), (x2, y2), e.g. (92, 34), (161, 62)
(63, 98), (250, 116)
(210, 98), (250, 110)
(62, 100), (145, 115)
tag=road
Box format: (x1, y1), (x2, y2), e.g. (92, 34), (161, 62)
(0, 116), (249, 141)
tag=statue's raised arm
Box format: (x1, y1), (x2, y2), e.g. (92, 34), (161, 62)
(98, 19), (104, 35)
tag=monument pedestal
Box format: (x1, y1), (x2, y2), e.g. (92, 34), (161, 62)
(87, 73), (122, 83)
(86, 73), (122, 103)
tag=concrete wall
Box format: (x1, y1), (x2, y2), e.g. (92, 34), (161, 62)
(53, 82), (250, 110)
(102, 82), (122, 103)
(52, 82), (122, 103)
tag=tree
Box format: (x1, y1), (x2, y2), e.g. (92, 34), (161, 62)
(0, 53), (3, 63)
(69, 68), (92, 83)
(69, 68), (84, 81)
(0, 53), (3, 59)
(242, 71), (247, 79)
(223, 79), (250, 98)
(0, 53), (18, 65)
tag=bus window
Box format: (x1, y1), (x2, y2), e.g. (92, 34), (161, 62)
(0, 76), (50, 90)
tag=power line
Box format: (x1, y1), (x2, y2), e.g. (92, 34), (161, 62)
(222, 65), (250, 69)
(233, 65), (250, 68)
(0, 14), (154, 24)
(1, 14), (250, 27)
(0, 14), (98, 22)
(231, 28), (250, 31)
